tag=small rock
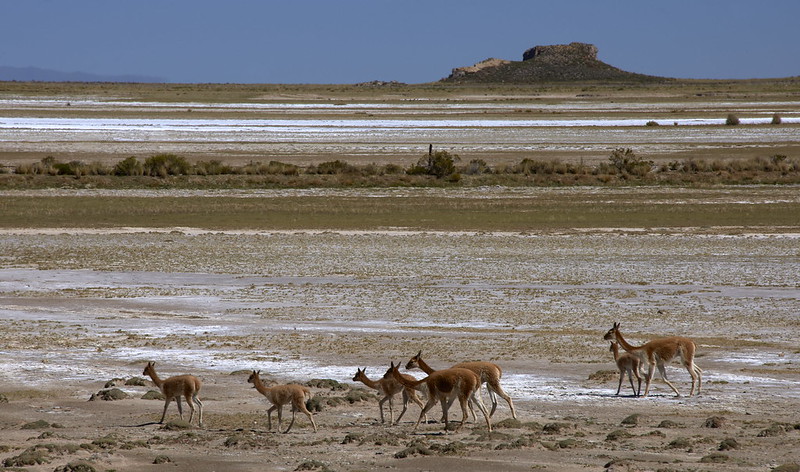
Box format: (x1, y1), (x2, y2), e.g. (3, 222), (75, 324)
(719, 437), (740, 450)
(700, 452), (729, 463)
(772, 464), (800, 472)
(703, 416), (726, 428)
(89, 388), (128, 401)
(621, 414), (641, 426)
(153, 455), (172, 464)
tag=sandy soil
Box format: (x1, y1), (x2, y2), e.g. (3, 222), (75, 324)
(1, 221), (799, 471)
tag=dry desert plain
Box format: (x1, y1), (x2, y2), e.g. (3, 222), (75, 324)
(1, 82), (800, 472)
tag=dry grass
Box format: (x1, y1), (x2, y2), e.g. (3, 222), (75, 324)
(2, 186), (799, 231)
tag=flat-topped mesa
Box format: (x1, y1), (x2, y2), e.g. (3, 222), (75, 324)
(443, 42), (664, 83)
(522, 42), (598, 62)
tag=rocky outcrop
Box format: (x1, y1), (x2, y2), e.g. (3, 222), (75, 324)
(522, 42), (599, 62)
(449, 58), (511, 79)
(442, 42), (665, 84)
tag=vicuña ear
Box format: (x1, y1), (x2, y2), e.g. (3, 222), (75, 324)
(416, 350), (422, 357)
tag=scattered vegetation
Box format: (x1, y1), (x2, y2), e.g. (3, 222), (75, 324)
(5, 149), (800, 189)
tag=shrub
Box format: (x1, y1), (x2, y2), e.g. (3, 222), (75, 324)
(645, 120), (659, 126)
(516, 158), (553, 175)
(771, 113), (782, 125)
(15, 156), (55, 175)
(408, 150), (459, 178)
(310, 160), (358, 175)
(143, 154), (190, 177)
(113, 157), (144, 176)
(381, 163), (405, 174)
(608, 148), (652, 176)
(463, 158), (491, 175)
(725, 114), (740, 125)
(241, 160), (300, 175)
(3, 448), (49, 467)
(194, 160), (233, 175)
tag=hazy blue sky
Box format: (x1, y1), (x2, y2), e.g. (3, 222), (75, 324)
(2, 0), (798, 84)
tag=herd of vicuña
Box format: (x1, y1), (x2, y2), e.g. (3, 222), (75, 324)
(141, 323), (701, 432)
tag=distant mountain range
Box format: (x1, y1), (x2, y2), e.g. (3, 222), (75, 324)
(0, 66), (166, 83)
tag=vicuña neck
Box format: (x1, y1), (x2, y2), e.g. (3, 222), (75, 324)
(614, 330), (640, 352)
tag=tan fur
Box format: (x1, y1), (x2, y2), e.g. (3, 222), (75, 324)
(604, 322), (702, 397)
(352, 367), (426, 425)
(247, 370), (317, 433)
(389, 361), (491, 432)
(406, 351), (516, 419)
(609, 340), (643, 396)
(142, 361), (203, 427)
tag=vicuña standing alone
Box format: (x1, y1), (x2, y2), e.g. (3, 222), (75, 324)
(247, 370), (317, 433)
(142, 361), (203, 427)
(604, 322), (702, 397)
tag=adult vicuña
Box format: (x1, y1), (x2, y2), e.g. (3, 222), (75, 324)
(389, 361), (492, 432)
(142, 361), (203, 427)
(352, 366), (426, 425)
(604, 322), (702, 397)
(247, 370), (317, 433)
(405, 350), (516, 419)
(609, 340), (643, 396)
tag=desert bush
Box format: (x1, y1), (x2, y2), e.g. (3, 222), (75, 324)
(241, 160), (300, 175)
(3, 448), (49, 466)
(194, 160), (233, 175)
(771, 113), (782, 124)
(143, 153), (190, 177)
(12, 157), (109, 177)
(463, 158), (491, 175)
(15, 156), (57, 175)
(52, 160), (83, 176)
(381, 163), (405, 175)
(725, 114), (740, 125)
(113, 156), (144, 176)
(608, 148), (652, 176)
(681, 158), (710, 173)
(408, 150), (459, 178)
(645, 120), (659, 126)
(515, 158), (554, 175)
(360, 163), (380, 176)
(309, 160), (359, 175)
(54, 460), (97, 472)
(22, 419), (51, 429)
